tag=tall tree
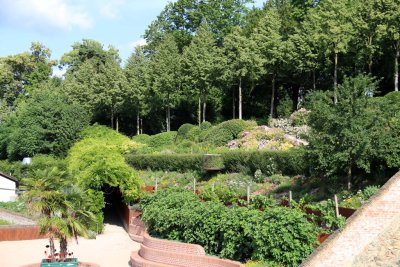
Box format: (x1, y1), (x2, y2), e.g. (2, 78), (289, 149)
(306, 0), (355, 103)
(182, 22), (219, 124)
(125, 46), (151, 135)
(223, 26), (262, 119)
(144, 0), (252, 50)
(351, 0), (386, 74)
(61, 39), (126, 129)
(307, 75), (379, 190)
(380, 0), (400, 91)
(252, 6), (286, 118)
(151, 35), (182, 131)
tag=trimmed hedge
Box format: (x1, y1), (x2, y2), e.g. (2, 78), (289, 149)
(126, 153), (203, 172)
(222, 149), (307, 175)
(126, 148), (307, 175)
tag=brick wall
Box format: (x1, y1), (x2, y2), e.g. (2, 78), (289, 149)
(301, 171), (400, 267)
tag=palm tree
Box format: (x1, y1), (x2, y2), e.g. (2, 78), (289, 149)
(22, 167), (95, 262)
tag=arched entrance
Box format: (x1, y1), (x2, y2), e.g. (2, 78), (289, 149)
(102, 185), (124, 226)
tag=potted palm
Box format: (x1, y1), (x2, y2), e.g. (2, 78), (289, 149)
(22, 167), (96, 266)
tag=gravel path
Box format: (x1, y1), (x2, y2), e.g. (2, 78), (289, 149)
(0, 208), (36, 225)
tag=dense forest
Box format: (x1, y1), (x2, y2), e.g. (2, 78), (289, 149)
(1, 0), (399, 145)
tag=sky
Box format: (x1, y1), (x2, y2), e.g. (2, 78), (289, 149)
(0, 0), (264, 68)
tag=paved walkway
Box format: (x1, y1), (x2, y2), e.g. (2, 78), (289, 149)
(0, 223), (141, 267)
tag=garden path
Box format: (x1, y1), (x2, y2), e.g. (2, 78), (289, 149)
(0, 223), (140, 267)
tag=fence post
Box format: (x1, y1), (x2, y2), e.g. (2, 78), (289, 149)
(193, 178), (196, 194)
(247, 184), (251, 204)
(334, 194), (339, 217)
(155, 177), (158, 192)
(289, 191), (292, 208)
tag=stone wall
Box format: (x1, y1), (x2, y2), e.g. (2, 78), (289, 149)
(301, 171), (400, 267)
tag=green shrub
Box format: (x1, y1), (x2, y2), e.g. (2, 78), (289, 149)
(361, 185), (379, 200)
(201, 120), (257, 146)
(141, 190), (318, 265)
(186, 126), (202, 142)
(147, 131), (177, 148)
(200, 121), (212, 130)
(177, 124), (196, 140)
(132, 134), (151, 144)
(0, 200), (27, 214)
(277, 94), (293, 118)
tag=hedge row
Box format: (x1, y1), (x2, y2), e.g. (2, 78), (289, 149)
(140, 189), (318, 266)
(126, 148), (307, 175)
(126, 153), (203, 172)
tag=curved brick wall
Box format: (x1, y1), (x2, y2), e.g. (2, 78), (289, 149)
(128, 208), (244, 267)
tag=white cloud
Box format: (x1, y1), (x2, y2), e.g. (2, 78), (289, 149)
(99, 0), (125, 19)
(130, 39), (147, 49)
(0, 0), (93, 32)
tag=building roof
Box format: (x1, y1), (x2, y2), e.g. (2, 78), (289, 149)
(0, 171), (19, 186)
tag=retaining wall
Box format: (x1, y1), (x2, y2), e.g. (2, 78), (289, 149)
(0, 225), (44, 241)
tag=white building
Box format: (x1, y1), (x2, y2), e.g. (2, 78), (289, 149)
(0, 172), (19, 202)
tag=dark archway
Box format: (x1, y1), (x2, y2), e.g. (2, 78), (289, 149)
(102, 185), (124, 226)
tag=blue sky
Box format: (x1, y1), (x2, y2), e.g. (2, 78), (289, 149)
(0, 0), (264, 66)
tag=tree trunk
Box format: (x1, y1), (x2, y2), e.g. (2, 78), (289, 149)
(312, 69), (316, 90)
(368, 36), (373, 75)
(334, 52), (338, 104)
(347, 166), (352, 190)
(232, 88), (235, 119)
(60, 237), (68, 260)
(270, 74), (276, 118)
(49, 236), (56, 262)
(116, 115), (119, 132)
(136, 112), (140, 135)
(202, 101), (206, 122)
(166, 105), (171, 132)
(111, 110), (114, 130)
(239, 77), (242, 120)
(395, 44), (399, 91)
(198, 97), (201, 126)
(140, 118), (143, 134)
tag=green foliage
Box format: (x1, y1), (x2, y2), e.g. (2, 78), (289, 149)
(202, 154), (225, 170)
(0, 200), (27, 214)
(222, 149), (307, 176)
(0, 219), (11, 225)
(132, 134), (151, 144)
(177, 123), (196, 140)
(301, 199), (346, 233)
(126, 154), (203, 172)
(126, 149), (306, 175)
(67, 125), (142, 203)
(141, 190), (318, 265)
(21, 166), (97, 257)
(307, 75), (379, 182)
(147, 131), (177, 148)
(138, 170), (200, 189)
(201, 119), (257, 146)
(1, 87), (89, 160)
(277, 94), (293, 118)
